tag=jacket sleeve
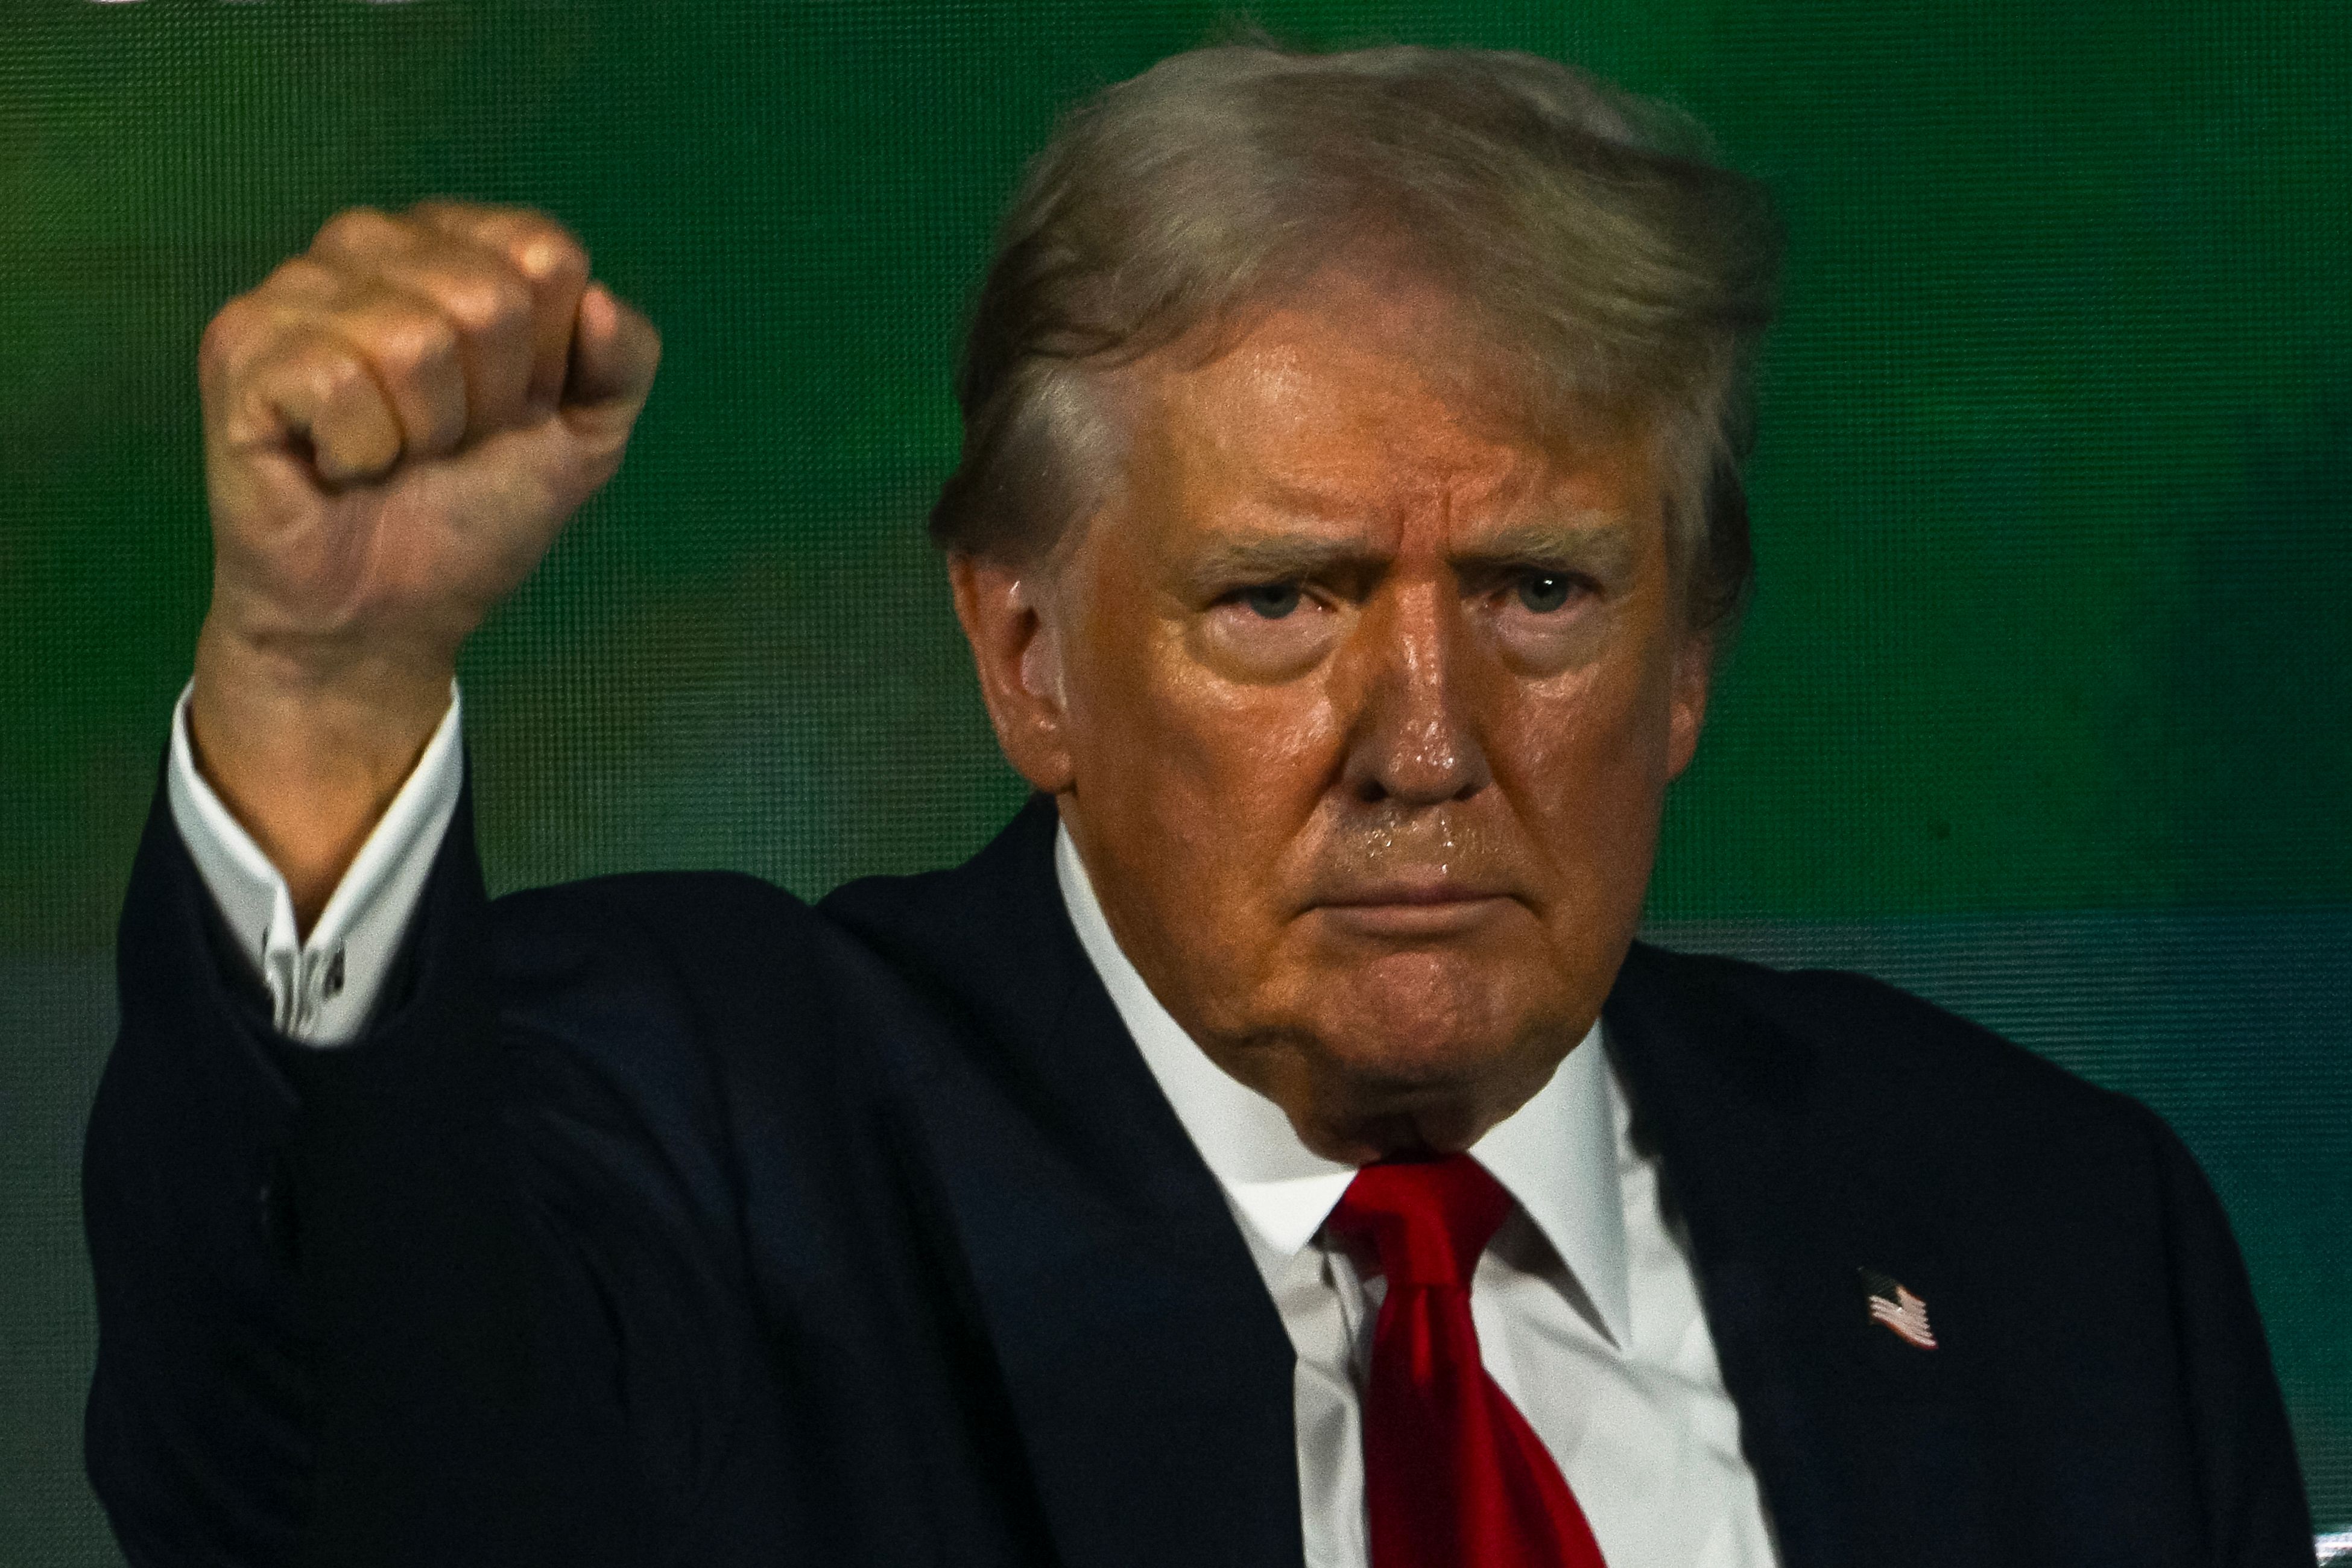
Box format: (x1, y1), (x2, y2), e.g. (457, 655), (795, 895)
(2142, 1108), (2318, 1567)
(84, 771), (667, 1568)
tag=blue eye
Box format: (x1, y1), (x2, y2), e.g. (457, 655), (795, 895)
(1240, 583), (1303, 619)
(1516, 574), (1575, 613)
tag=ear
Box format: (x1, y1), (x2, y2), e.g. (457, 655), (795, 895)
(949, 552), (1076, 794)
(1664, 632), (1713, 783)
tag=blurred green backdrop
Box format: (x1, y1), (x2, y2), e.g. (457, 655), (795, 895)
(2, 0), (2346, 1561)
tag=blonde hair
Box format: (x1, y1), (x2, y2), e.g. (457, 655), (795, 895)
(930, 43), (1781, 641)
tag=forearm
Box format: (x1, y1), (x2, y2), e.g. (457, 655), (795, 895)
(188, 616), (455, 929)
(92, 194), (668, 1565)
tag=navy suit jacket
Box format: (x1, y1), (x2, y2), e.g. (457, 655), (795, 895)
(84, 782), (2313, 1567)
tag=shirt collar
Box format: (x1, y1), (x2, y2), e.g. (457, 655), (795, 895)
(1054, 823), (1631, 1346)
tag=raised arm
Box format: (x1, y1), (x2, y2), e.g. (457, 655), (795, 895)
(86, 206), (673, 1568)
(188, 201), (657, 924)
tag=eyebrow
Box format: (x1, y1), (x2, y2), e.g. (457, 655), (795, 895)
(1181, 534), (1371, 590)
(1450, 516), (1640, 578)
(1179, 512), (1640, 594)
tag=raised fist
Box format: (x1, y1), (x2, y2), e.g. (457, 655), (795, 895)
(199, 200), (659, 681)
(188, 202), (661, 911)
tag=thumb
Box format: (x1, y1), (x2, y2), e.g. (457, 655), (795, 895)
(561, 282), (662, 419)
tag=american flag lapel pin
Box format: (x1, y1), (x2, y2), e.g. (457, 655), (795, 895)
(1860, 1266), (1938, 1350)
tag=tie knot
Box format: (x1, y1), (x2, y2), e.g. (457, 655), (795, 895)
(1327, 1154), (1513, 1291)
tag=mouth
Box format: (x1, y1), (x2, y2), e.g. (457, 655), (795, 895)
(1309, 879), (1520, 938)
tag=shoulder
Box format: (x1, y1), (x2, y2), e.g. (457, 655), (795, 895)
(466, 870), (937, 1259)
(488, 868), (817, 979)
(1618, 941), (2183, 1200)
(475, 864), (994, 1084)
(1630, 940), (2141, 1110)
(1620, 946), (2308, 1553)
(478, 867), (935, 1058)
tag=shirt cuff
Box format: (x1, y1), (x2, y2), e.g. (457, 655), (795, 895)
(164, 680), (464, 1046)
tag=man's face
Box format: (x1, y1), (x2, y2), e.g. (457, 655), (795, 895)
(959, 273), (1710, 1162)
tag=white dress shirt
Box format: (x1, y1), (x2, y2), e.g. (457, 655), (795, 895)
(1054, 830), (1780, 1568)
(169, 684), (1781, 1567)
(167, 681), (463, 1043)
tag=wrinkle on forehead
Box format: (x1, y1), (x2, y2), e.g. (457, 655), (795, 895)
(1119, 272), (1659, 552)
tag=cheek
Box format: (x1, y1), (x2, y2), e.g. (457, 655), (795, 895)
(1059, 607), (1355, 1028)
(1067, 610), (1342, 836)
(1490, 637), (1681, 865)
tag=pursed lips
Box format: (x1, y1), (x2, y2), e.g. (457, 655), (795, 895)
(1306, 874), (1523, 937)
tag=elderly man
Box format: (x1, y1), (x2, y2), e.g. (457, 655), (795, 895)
(84, 42), (2309, 1568)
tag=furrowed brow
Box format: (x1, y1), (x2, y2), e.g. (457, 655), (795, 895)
(1180, 533), (1377, 593)
(1450, 515), (1640, 578)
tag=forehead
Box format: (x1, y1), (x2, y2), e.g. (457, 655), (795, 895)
(1120, 273), (1662, 548)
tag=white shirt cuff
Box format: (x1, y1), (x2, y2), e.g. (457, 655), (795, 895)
(164, 680), (464, 1046)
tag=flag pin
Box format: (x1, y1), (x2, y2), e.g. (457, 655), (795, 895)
(1860, 1266), (1938, 1350)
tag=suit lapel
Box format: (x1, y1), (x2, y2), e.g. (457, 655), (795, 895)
(824, 798), (1303, 1568)
(1604, 944), (1996, 1568)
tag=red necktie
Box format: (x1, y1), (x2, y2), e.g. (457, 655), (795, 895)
(1327, 1155), (1609, 1568)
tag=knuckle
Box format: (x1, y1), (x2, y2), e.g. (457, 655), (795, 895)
(371, 306), (460, 379)
(262, 254), (338, 300)
(512, 218), (588, 283)
(425, 200), (586, 286)
(515, 210), (581, 250)
(314, 204), (401, 253)
(443, 273), (532, 337)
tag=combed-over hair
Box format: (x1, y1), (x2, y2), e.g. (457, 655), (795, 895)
(929, 42), (1781, 642)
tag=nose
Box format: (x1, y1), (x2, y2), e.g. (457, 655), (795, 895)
(1339, 577), (1492, 807)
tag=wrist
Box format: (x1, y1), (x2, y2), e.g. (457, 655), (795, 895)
(190, 618), (457, 925)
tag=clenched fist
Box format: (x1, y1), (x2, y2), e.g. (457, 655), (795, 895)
(188, 201), (661, 920)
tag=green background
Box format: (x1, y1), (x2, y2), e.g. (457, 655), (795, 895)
(2, 0), (2346, 1560)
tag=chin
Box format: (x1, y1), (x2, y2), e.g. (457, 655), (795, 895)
(1300, 947), (1551, 1090)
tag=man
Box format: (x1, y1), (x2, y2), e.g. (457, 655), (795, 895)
(84, 41), (2312, 1568)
